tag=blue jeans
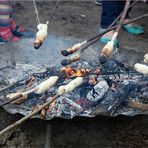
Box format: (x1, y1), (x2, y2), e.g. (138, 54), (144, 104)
(101, 1), (132, 28)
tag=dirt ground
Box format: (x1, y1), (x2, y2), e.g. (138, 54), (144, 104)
(0, 1), (148, 148)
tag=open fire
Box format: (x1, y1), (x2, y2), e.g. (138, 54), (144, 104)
(61, 66), (89, 78)
(0, 58), (148, 121)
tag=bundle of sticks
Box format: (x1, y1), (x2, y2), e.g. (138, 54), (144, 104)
(61, 0), (148, 66)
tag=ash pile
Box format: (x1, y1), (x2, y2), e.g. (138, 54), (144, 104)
(0, 58), (148, 120)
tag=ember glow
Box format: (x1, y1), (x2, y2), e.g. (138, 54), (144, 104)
(60, 67), (90, 78)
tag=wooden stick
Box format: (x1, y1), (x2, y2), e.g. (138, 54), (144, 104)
(0, 76), (58, 106)
(0, 94), (23, 107)
(0, 81), (24, 94)
(0, 93), (61, 136)
(0, 76), (85, 135)
(0, 75), (32, 94)
(123, 101), (148, 110)
(0, 87), (38, 107)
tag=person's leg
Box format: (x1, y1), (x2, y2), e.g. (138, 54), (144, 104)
(0, 0), (19, 42)
(9, 3), (33, 38)
(100, 1), (119, 43)
(9, 4), (25, 33)
(101, 1), (119, 29)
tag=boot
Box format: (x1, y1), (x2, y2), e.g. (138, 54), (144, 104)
(10, 20), (34, 38)
(10, 20), (25, 37)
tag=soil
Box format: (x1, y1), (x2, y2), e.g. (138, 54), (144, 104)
(0, 1), (148, 148)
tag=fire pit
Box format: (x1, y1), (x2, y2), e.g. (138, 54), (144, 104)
(0, 58), (148, 121)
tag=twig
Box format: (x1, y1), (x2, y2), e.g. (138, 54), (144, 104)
(0, 94), (23, 107)
(0, 87), (38, 107)
(0, 92), (61, 136)
(0, 77), (29, 94)
(123, 101), (148, 110)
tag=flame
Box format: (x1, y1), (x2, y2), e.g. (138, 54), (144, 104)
(61, 66), (90, 78)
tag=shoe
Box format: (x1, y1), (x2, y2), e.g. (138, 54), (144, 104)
(123, 24), (144, 35)
(10, 20), (25, 32)
(95, 0), (102, 6)
(99, 28), (118, 45)
(10, 20), (25, 36)
(10, 20), (34, 38)
(0, 27), (19, 43)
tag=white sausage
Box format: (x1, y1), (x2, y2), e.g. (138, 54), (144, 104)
(36, 21), (49, 41)
(57, 77), (84, 94)
(6, 76), (58, 99)
(6, 92), (21, 99)
(144, 53), (148, 64)
(35, 76), (59, 94)
(134, 63), (148, 75)
(101, 41), (114, 57)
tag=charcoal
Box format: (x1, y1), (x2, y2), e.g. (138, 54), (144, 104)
(91, 81), (137, 116)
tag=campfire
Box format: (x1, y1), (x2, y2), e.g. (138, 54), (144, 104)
(0, 58), (148, 120)
(0, 56), (148, 136)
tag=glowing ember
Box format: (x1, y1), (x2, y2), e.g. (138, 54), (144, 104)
(60, 67), (91, 78)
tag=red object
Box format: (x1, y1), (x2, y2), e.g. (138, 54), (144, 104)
(0, 27), (19, 42)
(10, 20), (25, 32)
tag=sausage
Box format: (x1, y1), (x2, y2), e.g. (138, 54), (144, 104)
(35, 76), (59, 94)
(57, 77), (84, 94)
(134, 63), (148, 75)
